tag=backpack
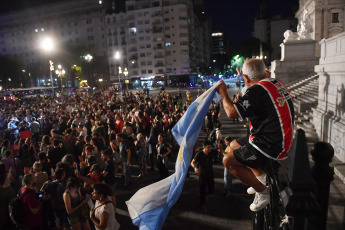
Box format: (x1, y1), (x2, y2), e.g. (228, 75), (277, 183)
(9, 188), (34, 226)
(208, 129), (217, 144)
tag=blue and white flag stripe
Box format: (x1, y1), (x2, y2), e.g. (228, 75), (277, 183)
(126, 82), (222, 230)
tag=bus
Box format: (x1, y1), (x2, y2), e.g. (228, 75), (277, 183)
(3, 86), (57, 101)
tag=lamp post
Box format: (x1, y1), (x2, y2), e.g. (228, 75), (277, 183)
(124, 67), (129, 91)
(55, 64), (65, 94)
(49, 60), (54, 96)
(84, 54), (93, 87)
(40, 36), (55, 96)
(114, 51), (122, 89)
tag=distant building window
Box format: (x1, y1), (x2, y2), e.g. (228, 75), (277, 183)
(332, 13), (339, 23)
(148, 70), (153, 73)
(165, 42), (171, 47)
(141, 70), (146, 74)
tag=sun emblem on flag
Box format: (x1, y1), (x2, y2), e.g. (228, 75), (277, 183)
(277, 97), (285, 107)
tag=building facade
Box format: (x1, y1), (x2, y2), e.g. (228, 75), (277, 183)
(0, 0), (106, 87)
(296, 0), (345, 57)
(105, 0), (211, 88)
(0, 0), (211, 88)
(252, 16), (297, 62)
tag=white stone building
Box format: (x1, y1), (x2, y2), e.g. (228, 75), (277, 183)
(295, 0), (345, 57)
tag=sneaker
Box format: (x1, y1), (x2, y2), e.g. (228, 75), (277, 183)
(247, 187), (256, 194)
(249, 191), (270, 212)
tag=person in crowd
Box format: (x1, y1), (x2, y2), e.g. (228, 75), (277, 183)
(63, 177), (91, 230)
(19, 173), (44, 229)
(57, 117), (68, 136)
(101, 149), (117, 193)
(217, 58), (294, 211)
(19, 143), (36, 175)
(40, 135), (52, 153)
(1, 139), (12, 158)
(0, 162), (16, 229)
(37, 151), (54, 179)
(1, 150), (17, 178)
(90, 183), (120, 230)
(47, 139), (65, 169)
(109, 133), (122, 177)
(135, 133), (148, 178)
(43, 168), (70, 230)
(33, 162), (49, 192)
(147, 121), (159, 171)
(116, 133), (131, 187)
(221, 136), (233, 197)
(191, 141), (215, 211)
(122, 121), (134, 138)
(156, 133), (172, 179)
(7, 117), (19, 145)
(215, 122), (223, 162)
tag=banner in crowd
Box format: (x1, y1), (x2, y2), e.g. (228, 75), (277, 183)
(126, 81), (222, 230)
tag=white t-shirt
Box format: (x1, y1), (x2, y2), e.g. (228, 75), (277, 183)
(94, 200), (120, 230)
(216, 129), (222, 144)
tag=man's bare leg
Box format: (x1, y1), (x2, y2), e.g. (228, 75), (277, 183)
(223, 149), (266, 193)
(229, 140), (266, 177)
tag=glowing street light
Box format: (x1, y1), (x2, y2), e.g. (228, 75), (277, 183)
(40, 37), (54, 53)
(114, 51), (120, 60)
(55, 65), (65, 93)
(114, 51), (122, 87)
(124, 67), (129, 90)
(40, 36), (55, 96)
(85, 54), (93, 62)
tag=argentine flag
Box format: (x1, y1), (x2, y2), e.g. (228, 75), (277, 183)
(126, 81), (222, 230)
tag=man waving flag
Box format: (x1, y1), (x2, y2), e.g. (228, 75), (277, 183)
(126, 81), (222, 230)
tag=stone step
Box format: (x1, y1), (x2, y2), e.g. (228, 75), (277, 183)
(299, 95), (316, 102)
(303, 113), (313, 120)
(297, 116), (309, 123)
(296, 123), (316, 132)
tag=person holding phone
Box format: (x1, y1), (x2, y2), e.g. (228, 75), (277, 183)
(63, 178), (91, 230)
(90, 183), (120, 230)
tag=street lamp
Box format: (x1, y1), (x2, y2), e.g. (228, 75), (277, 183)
(114, 51), (122, 88)
(84, 54), (93, 87)
(40, 36), (55, 96)
(124, 67), (129, 90)
(55, 65), (65, 94)
(85, 54), (93, 62)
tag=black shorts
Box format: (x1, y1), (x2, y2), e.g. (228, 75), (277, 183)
(233, 137), (267, 169)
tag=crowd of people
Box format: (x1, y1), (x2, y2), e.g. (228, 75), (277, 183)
(0, 57), (294, 229)
(0, 86), (226, 230)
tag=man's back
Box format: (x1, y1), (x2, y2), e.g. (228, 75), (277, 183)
(233, 78), (294, 159)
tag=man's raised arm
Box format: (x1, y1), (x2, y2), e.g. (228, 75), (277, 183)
(217, 81), (239, 119)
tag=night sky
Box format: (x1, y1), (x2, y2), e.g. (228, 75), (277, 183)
(204, 0), (299, 44)
(0, 0), (299, 44)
